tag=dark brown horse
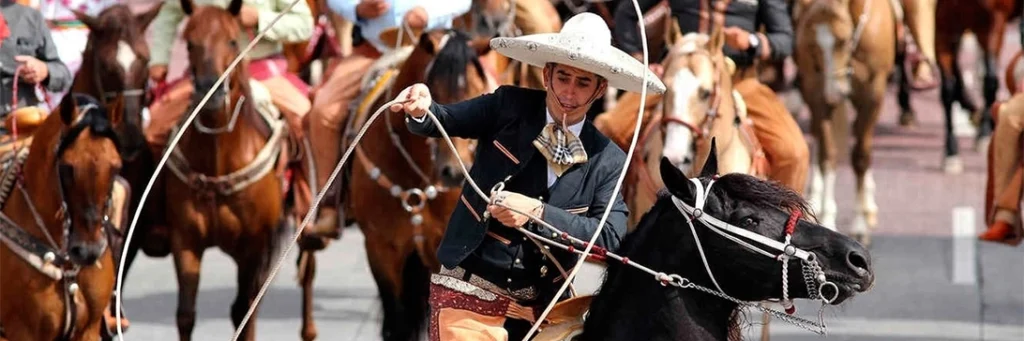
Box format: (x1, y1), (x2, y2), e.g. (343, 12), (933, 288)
(0, 94), (123, 341)
(933, 0), (1021, 174)
(67, 5), (164, 332)
(163, 0), (290, 340)
(336, 29), (487, 341)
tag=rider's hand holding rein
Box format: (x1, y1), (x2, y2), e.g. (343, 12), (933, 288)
(390, 83), (432, 118)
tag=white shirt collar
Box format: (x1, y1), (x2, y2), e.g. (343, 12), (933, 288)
(545, 108), (585, 137)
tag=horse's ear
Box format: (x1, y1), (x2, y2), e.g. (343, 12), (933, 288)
(59, 94), (78, 126)
(180, 0), (194, 15)
(71, 10), (99, 30)
(699, 137), (719, 178)
(418, 32), (437, 54)
(136, 3), (164, 30)
(661, 157), (697, 201)
(227, 0), (243, 16)
(708, 0), (727, 52)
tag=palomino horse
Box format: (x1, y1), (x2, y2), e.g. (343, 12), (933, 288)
(579, 148), (875, 340)
(931, 0), (1021, 173)
(0, 94), (123, 341)
(338, 29), (487, 341)
(794, 0), (895, 243)
(163, 0), (291, 339)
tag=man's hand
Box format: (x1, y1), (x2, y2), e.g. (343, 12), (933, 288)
(356, 0), (390, 20)
(390, 83), (432, 118)
(14, 56), (48, 84)
(403, 6), (428, 30)
(149, 65), (168, 83)
(487, 192), (544, 228)
(723, 27), (751, 51)
(239, 5), (260, 28)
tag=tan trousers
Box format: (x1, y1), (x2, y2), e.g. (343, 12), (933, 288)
(734, 74), (810, 195)
(510, 0), (561, 90)
(305, 43), (379, 191)
(986, 95), (1024, 226)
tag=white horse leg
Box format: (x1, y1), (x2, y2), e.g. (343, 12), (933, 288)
(852, 168), (878, 234)
(808, 143), (837, 230)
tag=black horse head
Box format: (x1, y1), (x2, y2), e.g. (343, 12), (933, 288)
(582, 138), (874, 341)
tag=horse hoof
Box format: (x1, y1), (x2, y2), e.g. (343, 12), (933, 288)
(974, 135), (991, 153)
(899, 111), (917, 127)
(302, 326), (318, 341)
(942, 156), (963, 175)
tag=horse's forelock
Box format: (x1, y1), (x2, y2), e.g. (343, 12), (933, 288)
(425, 30), (486, 102)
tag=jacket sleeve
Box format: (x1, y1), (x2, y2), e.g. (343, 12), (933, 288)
(257, 0), (315, 43)
(538, 148), (629, 251)
(33, 13), (71, 93)
(612, 0), (664, 56)
(755, 0), (794, 61)
(148, 0), (185, 67)
(422, 0), (473, 31)
(405, 86), (507, 140)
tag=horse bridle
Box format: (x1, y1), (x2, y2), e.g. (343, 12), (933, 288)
(0, 103), (116, 341)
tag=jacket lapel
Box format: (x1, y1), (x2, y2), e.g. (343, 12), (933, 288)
(503, 94), (547, 180)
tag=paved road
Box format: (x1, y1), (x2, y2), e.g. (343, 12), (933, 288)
(114, 3), (1023, 340)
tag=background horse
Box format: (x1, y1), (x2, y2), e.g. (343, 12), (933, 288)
(580, 151), (874, 341)
(0, 94), (123, 341)
(932, 0), (1022, 173)
(163, 0), (290, 339)
(67, 6), (165, 326)
(296, 29), (486, 341)
(794, 0), (895, 244)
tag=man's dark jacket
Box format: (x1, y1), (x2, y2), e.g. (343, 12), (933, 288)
(614, 0), (793, 68)
(406, 85), (628, 276)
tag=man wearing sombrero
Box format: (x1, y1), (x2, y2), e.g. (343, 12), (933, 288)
(391, 12), (665, 340)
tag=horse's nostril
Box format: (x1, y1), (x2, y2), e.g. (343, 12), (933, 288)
(846, 250), (870, 277)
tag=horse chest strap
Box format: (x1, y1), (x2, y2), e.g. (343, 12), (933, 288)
(0, 213), (68, 280)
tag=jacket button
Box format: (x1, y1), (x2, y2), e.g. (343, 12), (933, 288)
(514, 258), (521, 264)
(507, 278), (512, 283)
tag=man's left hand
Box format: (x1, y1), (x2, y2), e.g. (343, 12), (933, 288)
(487, 191), (544, 228)
(404, 6), (428, 30)
(723, 27), (751, 51)
(239, 5), (260, 28)
(14, 56), (48, 84)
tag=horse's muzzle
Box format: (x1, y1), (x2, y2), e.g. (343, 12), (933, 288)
(192, 77), (226, 110)
(68, 238), (108, 266)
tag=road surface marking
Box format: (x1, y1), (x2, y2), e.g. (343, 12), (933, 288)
(952, 206), (978, 285)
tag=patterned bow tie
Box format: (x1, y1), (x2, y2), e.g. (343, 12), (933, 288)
(533, 122), (588, 177)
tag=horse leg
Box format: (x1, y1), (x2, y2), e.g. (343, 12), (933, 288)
(230, 252), (266, 341)
(298, 249), (318, 341)
(895, 47), (917, 126)
(937, 37), (963, 174)
(849, 76), (887, 246)
(808, 101), (841, 231)
(172, 232), (205, 341)
(364, 235), (412, 341)
(398, 252), (431, 341)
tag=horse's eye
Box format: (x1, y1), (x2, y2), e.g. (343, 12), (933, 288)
(698, 88), (712, 101)
(230, 40), (239, 49)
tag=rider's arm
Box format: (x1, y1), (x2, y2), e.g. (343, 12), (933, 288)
(258, 0), (314, 43)
(30, 10), (71, 93)
(148, 0), (185, 67)
(405, 85), (509, 140)
(421, 0), (472, 31)
(536, 148), (629, 251)
(755, 0), (794, 61)
(612, 0), (666, 56)
(327, 0), (360, 24)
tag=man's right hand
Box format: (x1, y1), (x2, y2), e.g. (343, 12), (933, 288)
(390, 83), (431, 118)
(149, 65), (168, 83)
(356, 0), (390, 20)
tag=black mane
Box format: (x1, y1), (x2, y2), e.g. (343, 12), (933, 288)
(56, 94), (121, 158)
(425, 29), (487, 99)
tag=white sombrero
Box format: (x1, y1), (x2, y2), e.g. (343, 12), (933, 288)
(489, 12), (666, 94)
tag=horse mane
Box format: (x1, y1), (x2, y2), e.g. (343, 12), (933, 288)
(707, 173), (816, 221)
(425, 29), (487, 99)
(56, 95), (122, 158)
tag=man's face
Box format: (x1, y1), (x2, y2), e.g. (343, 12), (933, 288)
(544, 63), (607, 122)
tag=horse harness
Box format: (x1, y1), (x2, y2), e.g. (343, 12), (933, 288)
(0, 105), (118, 341)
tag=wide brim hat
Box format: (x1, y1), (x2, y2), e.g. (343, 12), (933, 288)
(489, 12), (666, 94)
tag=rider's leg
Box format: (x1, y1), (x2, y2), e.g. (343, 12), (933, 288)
(735, 77), (810, 196)
(144, 80), (194, 152)
(305, 46), (376, 237)
(980, 95), (1024, 244)
(903, 0), (938, 88)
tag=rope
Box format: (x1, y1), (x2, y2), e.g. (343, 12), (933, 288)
(113, 0), (308, 338)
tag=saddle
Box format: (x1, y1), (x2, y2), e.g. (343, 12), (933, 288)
(342, 45), (414, 148)
(1, 107), (48, 140)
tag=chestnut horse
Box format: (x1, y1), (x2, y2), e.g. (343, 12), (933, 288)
(341, 29), (487, 341)
(0, 94), (122, 341)
(932, 0), (1021, 173)
(163, 0), (290, 340)
(794, 0), (895, 244)
(281, 0), (348, 86)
